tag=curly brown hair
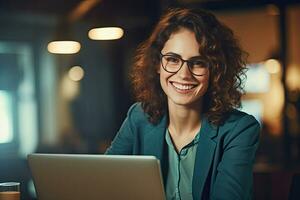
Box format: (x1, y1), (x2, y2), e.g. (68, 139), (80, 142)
(131, 7), (248, 126)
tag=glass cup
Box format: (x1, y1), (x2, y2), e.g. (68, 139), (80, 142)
(0, 182), (20, 200)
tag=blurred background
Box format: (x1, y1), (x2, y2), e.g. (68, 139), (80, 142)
(0, 0), (300, 199)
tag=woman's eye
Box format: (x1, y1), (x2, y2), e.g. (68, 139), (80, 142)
(192, 60), (206, 67)
(166, 56), (180, 63)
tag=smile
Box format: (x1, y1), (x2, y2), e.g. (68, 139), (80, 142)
(170, 81), (197, 91)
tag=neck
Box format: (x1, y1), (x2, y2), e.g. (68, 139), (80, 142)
(168, 101), (202, 137)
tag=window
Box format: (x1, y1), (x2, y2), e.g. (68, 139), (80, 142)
(0, 90), (13, 144)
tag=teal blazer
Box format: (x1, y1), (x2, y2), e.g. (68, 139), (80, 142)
(106, 103), (260, 200)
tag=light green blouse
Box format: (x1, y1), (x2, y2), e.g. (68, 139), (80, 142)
(165, 129), (200, 200)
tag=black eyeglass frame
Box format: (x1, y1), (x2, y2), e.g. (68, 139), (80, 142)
(160, 53), (210, 76)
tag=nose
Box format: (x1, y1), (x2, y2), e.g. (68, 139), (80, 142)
(177, 61), (193, 78)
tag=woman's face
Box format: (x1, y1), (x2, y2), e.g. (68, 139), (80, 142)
(158, 28), (209, 108)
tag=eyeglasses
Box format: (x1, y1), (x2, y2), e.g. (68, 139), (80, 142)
(160, 53), (209, 76)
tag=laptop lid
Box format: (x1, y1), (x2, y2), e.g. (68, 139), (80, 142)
(28, 154), (166, 200)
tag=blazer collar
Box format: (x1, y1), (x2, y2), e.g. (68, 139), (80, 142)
(142, 114), (217, 156)
(193, 116), (218, 200)
(143, 114), (218, 199)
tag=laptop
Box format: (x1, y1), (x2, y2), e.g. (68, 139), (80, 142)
(28, 154), (166, 200)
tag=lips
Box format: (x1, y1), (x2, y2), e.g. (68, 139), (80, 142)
(170, 81), (197, 92)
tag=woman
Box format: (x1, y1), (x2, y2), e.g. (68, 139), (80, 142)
(106, 7), (260, 200)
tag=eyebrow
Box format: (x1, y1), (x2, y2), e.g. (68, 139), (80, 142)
(164, 52), (203, 60)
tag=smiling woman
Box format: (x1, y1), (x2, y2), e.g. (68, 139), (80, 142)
(105, 7), (260, 200)
(159, 28), (210, 110)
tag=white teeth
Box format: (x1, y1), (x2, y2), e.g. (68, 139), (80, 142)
(172, 82), (195, 90)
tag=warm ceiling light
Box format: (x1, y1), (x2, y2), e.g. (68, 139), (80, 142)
(68, 66), (84, 81)
(88, 27), (124, 40)
(47, 41), (81, 54)
(264, 59), (281, 74)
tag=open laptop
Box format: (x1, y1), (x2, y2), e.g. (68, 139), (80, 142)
(28, 154), (166, 200)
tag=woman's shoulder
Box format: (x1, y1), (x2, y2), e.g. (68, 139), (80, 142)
(216, 109), (261, 150)
(126, 102), (165, 131)
(126, 102), (151, 124)
(219, 109), (260, 132)
(127, 102), (144, 115)
(224, 109), (259, 124)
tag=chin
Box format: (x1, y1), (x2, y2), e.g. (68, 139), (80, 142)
(168, 96), (202, 108)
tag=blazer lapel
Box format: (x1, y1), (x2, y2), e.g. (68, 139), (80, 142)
(143, 115), (168, 185)
(193, 117), (217, 200)
(143, 115), (167, 160)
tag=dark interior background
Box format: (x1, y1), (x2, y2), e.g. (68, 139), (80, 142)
(1, 0), (300, 199)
